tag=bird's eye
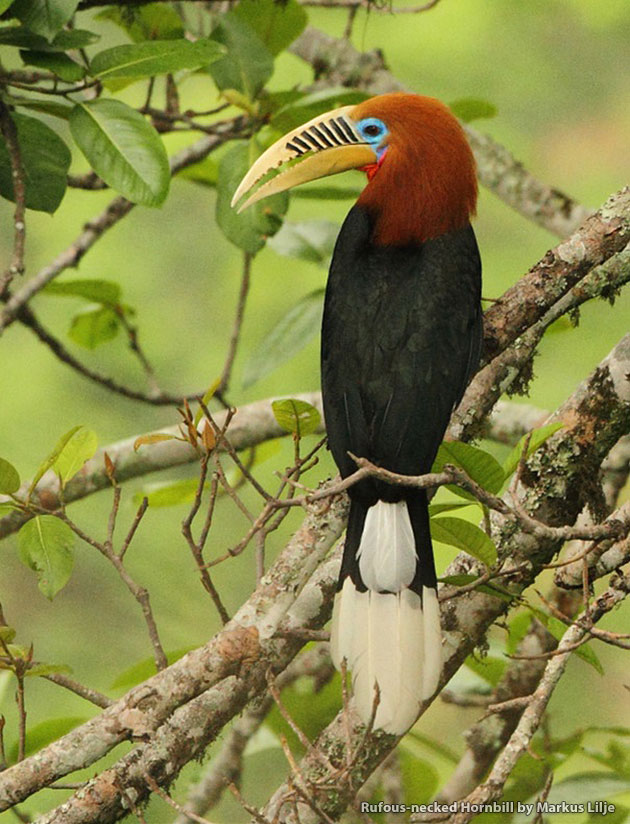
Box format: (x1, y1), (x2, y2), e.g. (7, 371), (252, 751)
(364, 124), (381, 137)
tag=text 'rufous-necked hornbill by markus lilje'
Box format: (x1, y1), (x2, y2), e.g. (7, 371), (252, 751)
(232, 93), (482, 735)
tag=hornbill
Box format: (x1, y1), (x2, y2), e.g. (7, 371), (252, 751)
(233, 93), (482, 734)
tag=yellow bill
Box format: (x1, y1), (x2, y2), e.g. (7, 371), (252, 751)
(231, 105), (377, 213)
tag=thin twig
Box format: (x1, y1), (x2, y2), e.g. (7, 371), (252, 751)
(0, 102), (26, 297)
(219, 252), (252, 394)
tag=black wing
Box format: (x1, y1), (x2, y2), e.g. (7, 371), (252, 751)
(321, 205), (482, 503)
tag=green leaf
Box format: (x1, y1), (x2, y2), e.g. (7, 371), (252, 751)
(403, 730), (460, 764)
(134, 478), (202, 508)
(29, 425), (82, 495)
(90, 39), (224, 82)
(449, 98), (498, 123)
(10, 98), (73, 121)
(11, 0), (80, 40)
(270, 88), (369, 133)
(43, 278), (122, 306)
(428, 501), (476, 516)
(68, 304), (120, 349)
(0, 457), (21, 494)
(232, 0), (307, 56)
(216, 141), (287, 253)
(266, 673), (341, 751)
(20, 49), (84, 82)
(53, 428), (98, 488)
(243, 289), (324, 388)
(179, 155), (219, 188)
(438, 573), (514, 603)
(0, 502), (21, 517)
(528, 606), (604, 674)
(193, 377), (222, 426)
(432, 440), (505, 500)
(96, 4), (184, 42)
(0, 25), (98, 51)
(0, 112), (71, 213)
(209, 15), (274, 101)
(464, 653), (506, 687)
(70, 99), (170, 207)
(24, 662), (72, 677)
(398, 748), (440, 804)
(502, 422), (564, 478)
(271, 399), (321, 438)
(110, 648), (192, 690)
(0, 625), (16, 643)
(8, 717), (86, 762)
(0, 0), (15, 12)
(430, 516), (498, 566)
(268, 220), (339, 265)
(18, 515), (75, 599)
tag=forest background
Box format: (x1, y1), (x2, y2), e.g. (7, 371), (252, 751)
(0, 0), (629, 822)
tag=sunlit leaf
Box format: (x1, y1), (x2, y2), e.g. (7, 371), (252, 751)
(193, 378), (222, 426)
(29, 425), (82, 494)
(53, 428), (98, 488)
(18, 515), (75, 600)
(96, 4), (185, 42)
(216, 141), (287, 253)
(0, 112), (71, 213)
(90, 39), (224, 82)
(68, 304), (120, 349)
(0, 457), (20, 494)
(0, 625), (16, 643)
(271, 399), (321, 437)
(70, 99), (170, 206)
(43, 278), (122, 306)
(243, 289), (324, 388)
(430, 516), (497, 566)
(502, 422), (564, 479)
(10, 98), (73, 120)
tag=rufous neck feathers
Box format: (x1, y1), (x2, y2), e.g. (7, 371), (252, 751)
(353, 94), (478, 246)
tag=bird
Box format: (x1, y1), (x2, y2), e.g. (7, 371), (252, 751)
(232, 92), (482, 734)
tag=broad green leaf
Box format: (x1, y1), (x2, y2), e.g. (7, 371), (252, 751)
(432, 440), (505, 500)
(428, 501), (476, 516)
(50, 28), (99, 50)
(269, 220), (339, 265)
(430, 516), (498, 566)
(134, 478), (202, 508)
(18, 515), (75, 599)
(232, 0), (307, 56)
(110, 648), (192, 690)
(216, 141), (287, 253)
(10, 97), (73, 120)
(43, 278), (122, 305)
(96, 4), (184, 42)
(270, 88), (369, 132)
(20, 50), (84, 82)
(528, 606), (604, 674)
(449, 98), (497, 123)
(243, 289), (324, 388)
(68, 304), (120, 349)
(464, 653), (506, 686)
(0, 112), (71, 213)
(90, 39), (224, 82)
(25, 662), (72, 677)
(53, 428), (98, 487)
(29, 425), (82, 494)
(0, 457), (20, 494)
(0, 0), (15, 12)
(8, 717), (85, 762)
(506, 609), (533, 655)
(502, 422), (564, 479)
(209, 15), (274, 101)
(70, 99), (170, 207)
(271, 399), (321, 437)
(11, 0), (80, 40)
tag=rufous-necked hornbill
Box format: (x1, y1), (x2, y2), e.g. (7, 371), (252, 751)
(232, 93), (482, 734)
